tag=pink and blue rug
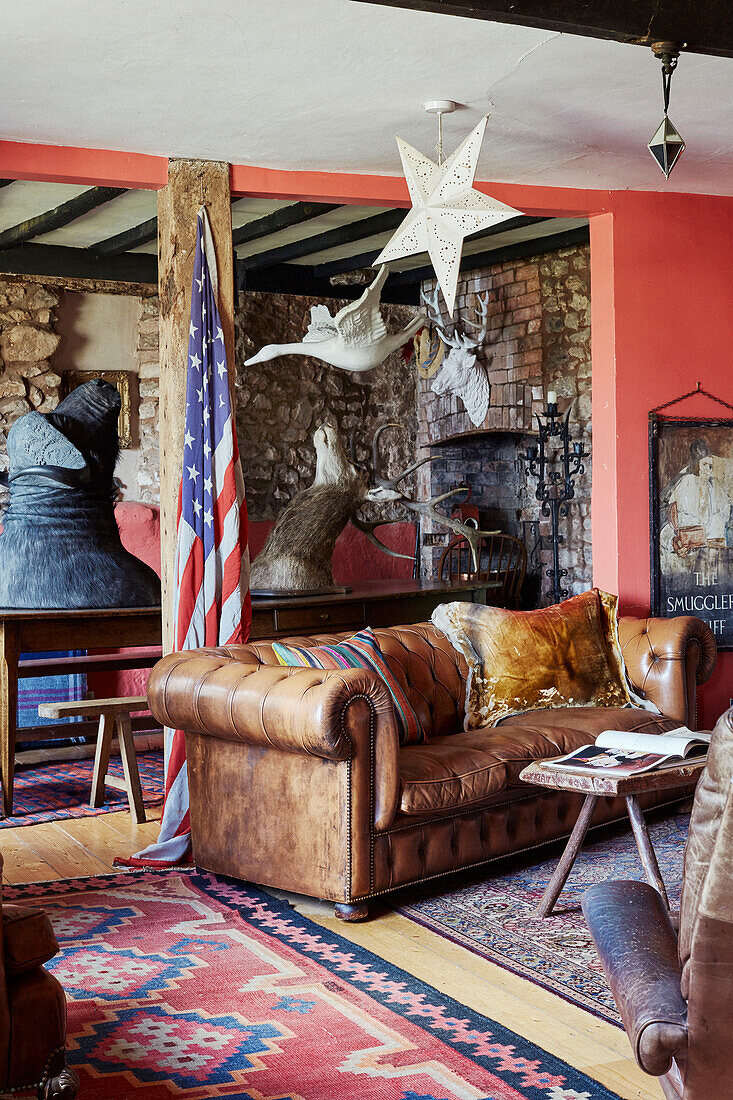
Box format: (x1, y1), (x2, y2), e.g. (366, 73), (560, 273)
(12, 868), (622, 1099)
(5, 750), (163, 827)
(398, 811), (689, 1026)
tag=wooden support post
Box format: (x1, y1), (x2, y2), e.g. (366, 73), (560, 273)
(157, 159), (235, 652)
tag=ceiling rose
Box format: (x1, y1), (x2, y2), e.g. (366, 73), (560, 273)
(375, 115), (522, 317)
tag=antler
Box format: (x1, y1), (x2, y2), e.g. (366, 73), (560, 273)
(420, 287), (490, 352)
(359, 423), (498, 570)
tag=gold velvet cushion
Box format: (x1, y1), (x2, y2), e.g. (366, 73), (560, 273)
(432, 588), (631, 729)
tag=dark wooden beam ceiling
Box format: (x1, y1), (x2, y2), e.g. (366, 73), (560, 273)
(313, 214), (547, 278)
(0, 243), (156, 284)
(232, 202), (341, 246)
(386, 224), (590, 285)
(91, 216), (157, 256)
(0, 187), (127, 250)
(239, 208), (406, 270)
(351, 0), (733, 58)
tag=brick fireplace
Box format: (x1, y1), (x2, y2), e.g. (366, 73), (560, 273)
(417, 242), (593, 606)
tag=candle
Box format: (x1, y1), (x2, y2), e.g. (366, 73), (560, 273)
(547, 390), (557, 405)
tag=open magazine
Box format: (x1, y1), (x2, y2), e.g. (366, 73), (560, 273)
(549, 726), (711, 778)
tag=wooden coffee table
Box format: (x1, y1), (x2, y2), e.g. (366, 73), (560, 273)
(519, 756), (706, 917)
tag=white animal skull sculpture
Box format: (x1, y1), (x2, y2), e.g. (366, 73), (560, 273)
(422, 286), (491, 428)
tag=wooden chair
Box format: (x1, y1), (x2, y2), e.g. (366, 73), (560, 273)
(38, 696), (149, 823)
(439, 533), (527, 608)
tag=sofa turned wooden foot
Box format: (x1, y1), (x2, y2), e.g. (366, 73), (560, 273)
(38, 1064), (80, 1099)
(334, 902), (369, 922)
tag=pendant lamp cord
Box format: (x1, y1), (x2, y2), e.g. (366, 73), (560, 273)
(661, 51), (678, 115)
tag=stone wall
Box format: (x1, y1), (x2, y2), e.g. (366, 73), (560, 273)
(418, 243), (592, 603)
(0, 279), (62, 498)
(236, 291), (418, 521)
(136, 295), (160, 503)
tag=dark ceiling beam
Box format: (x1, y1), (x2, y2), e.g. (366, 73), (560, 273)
(351, 0), (733, 58)
(232, 201), (342, 247)
(91, 216), (158, 256)
(240, 208), (407, 270)
(0, 242), (157, 284)
(0, 187), (127, 250)
(386, 225), (590, 285)
(236, 259), (418, 306)
(0, 180), (15, 189)
(313, 214), (547, 279)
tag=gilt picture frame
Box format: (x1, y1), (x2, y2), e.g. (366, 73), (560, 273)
(60, 369), (136, 449)
(649, 413), (733, 650)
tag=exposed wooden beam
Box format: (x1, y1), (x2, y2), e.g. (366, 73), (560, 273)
(91, 216), (158, 256)
(0, 242), (156, 284)
(386, 225), (590, 284)
(232, 202), (341, 246)
(313, 214), (547, 279)
(0, 187), (127, 249)
(237, 260), (419, 306)
(158, 160), (234, 654)
(351, 0), (733, 58)
(240, 208), (406, 270)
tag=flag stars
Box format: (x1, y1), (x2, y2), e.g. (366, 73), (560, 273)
(216, 360), (226, 380)
(203, 440), (211, 459)
(187, 464), (200, 485)
(215, 325), (224, 343)
(192, 499), (202, 518)
(203, 407), (210, 425)
(195, 272), (204, 292)
(203, 475), (213, 495)
(189, 321), (198, 338)
(184, 431), (194, 449)
(203, 512), (213, 527)
(196, 386), (204, 403)
(190, 353), (201, 371)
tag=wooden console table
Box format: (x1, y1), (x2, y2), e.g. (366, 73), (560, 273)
(0, 606), (162, 818)
(250, 578), (492, 640)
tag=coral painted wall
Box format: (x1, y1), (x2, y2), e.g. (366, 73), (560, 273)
(590, 192), (733, 728)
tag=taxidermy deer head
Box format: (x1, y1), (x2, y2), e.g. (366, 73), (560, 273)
(422, 285), (491, 428)
(250, 422), (486, 593)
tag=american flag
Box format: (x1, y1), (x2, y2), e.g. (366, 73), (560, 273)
(129, 207), (250, 867)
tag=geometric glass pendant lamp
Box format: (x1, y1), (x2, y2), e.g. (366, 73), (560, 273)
(648, 115), (686, 179)
(648, 43), (685, 179)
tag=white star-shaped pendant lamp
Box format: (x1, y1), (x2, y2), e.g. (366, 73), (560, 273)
(375, 114), (522, 317)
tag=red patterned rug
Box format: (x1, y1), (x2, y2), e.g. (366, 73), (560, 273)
(4, 751), (163, 828)
(11, 869), (622, 1099)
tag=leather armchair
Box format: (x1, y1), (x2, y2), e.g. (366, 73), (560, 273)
(0, 856), (78, 1098)
(148, 614), (715, 920)
(583, 707), (733, 1100)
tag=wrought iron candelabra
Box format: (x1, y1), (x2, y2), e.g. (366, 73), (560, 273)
(525, 398), (585, 605)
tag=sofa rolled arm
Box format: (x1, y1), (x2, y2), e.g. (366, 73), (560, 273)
(582, 880), (688, 1076)
(618, 616), (716, 725)
(147, 649), (401, 830)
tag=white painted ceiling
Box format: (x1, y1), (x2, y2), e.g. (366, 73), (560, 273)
(1, 1), (732, 197)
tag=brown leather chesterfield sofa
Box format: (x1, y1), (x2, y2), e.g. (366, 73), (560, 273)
(0, 853), (78, 1098)
(148, 614), (715, 920)
(582, 706), (733, 1100)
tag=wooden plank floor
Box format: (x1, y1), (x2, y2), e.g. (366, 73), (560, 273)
(2, 809), (660, 1100)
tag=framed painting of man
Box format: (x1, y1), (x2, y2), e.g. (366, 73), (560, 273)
(650, 414), (733, 650)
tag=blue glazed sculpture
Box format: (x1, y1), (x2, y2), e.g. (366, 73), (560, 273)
(0, 379), (161, 608)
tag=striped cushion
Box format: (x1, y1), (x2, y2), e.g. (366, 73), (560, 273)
(272, 627), (426, 746)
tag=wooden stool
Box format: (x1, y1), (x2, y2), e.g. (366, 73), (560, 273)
(38, 696), (149, 823)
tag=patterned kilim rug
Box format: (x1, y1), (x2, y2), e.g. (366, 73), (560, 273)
(4, 750), (163, 828)
(10, 869), (622, 1099)
(397, 812), (689, 1027)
